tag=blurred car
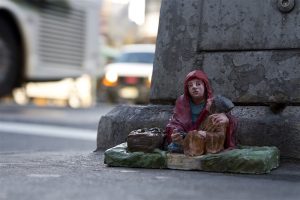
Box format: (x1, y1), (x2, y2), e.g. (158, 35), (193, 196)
(99, 44), (155, 103)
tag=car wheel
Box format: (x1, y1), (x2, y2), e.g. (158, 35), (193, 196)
(0, 18), (21, 96)
(107, 90), (118, 104)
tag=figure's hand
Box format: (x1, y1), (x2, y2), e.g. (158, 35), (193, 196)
(210, 113), (229, 126)
(171, 132), (184, 145)
(198, 130), (207, 138)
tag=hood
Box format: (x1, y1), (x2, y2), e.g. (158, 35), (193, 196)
(183, 70), (213, 101)
(105, 62), (153, 77)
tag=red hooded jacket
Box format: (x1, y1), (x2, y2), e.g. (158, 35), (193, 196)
(165, 70), (237, 149)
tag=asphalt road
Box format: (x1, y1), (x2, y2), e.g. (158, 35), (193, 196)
(1, 151), (300, 200)
(0, 103), (114, 153)
(0, 131), (95, 152)
(0, 102), (114, 129)
(0, 103), (300, 200)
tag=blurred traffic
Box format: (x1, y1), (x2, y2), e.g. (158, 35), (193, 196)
(98, 44), (154, 103)
(0, 0), (161, 108)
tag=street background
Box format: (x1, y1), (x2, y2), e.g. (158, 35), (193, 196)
(0, 0), (300, 199)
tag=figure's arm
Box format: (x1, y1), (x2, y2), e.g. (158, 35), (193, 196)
(171, 131), (185, 145)
(205, 112), (237, 147)
(208, 95), (237, 149)
(200, 114), (227, 153)
(200, 113), (228, 132)
(166, 116), (186, 144)
(165, 96), (187, 144)
(210, 113), (229, 127)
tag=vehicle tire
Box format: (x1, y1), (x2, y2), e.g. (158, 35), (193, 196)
(0, 18), (21, 96)
(107, 90), (118, 104)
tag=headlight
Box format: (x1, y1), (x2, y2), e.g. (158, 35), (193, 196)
(105, 71), (118, 83)
(146, 74), (152, 87)
(102, 71), (118, 87)
(148, 74), (152, 83)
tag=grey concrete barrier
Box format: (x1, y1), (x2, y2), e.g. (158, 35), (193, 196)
(97, 105), (300, 160)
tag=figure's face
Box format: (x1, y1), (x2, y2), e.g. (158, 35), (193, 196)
(187, 79), (205, 101)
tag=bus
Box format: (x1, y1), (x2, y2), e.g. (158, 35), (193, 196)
(0, 0), (100, 107)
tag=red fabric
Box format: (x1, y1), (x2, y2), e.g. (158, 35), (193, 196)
(165, 70), (237, 149)
(224, 113), (238, 149)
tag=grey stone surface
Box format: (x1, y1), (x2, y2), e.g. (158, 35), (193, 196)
(203, 51), (300, 103)
(198, 0), (300, 50)
(151, 0), (202, 104)
(233, 106), (300, 159)
(151, 0), (300, 103)
(97, 105), (300, 159)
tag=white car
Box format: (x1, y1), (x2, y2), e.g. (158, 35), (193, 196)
(100, 44), (155, 103)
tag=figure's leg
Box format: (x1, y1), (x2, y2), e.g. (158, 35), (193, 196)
(217, 131), (226, 152)
(206, 130), (227, 154)
(203, 115), (226, 154)
(206, 132), (216, 154)
(183, 131), (205, 156)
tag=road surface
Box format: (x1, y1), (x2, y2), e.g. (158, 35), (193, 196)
(0, 103), (300, 200)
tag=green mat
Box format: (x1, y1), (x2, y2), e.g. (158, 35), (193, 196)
(200, 146), (280, 174)
(104, 143), (279, 174)
(104, 143), (167, 168)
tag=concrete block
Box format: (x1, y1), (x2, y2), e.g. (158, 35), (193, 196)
(152, 49), (300, 104)
(232, 106), (300, 159)
(151, 0), (300, 104)
(97, 105), (300, 159)
(199, 0), (300, 50)
(203, 51), (300, 103)
(151, 0), (203, 104)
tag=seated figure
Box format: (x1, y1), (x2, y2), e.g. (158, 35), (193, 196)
(166, 70), (237, 156)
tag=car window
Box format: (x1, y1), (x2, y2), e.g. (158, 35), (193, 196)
(115, 52), (154, 63)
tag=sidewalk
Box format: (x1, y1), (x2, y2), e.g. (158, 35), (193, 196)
(0, 150), (300, 200)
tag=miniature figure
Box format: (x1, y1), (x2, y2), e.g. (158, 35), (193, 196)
(166, 70), (237, 156)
